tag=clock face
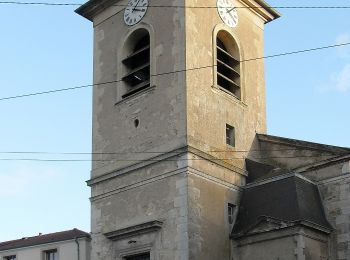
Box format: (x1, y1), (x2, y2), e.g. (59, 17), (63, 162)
(124, 0), (148, 26)
(217, 0), (239, 28)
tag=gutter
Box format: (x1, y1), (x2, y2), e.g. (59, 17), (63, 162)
(75, 237), (80, 260)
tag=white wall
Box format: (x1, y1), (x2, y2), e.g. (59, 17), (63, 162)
(0, 237), (90, 260)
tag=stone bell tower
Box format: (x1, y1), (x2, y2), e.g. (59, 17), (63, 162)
(76, 0), (279, 259)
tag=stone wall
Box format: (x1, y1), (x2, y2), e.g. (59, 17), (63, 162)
(318, 161), (350, 260)
(233, 227), (328, 260)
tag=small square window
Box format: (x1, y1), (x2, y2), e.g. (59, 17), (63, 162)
(226, 124), (235, 147)
(44, 249), (58, 260)
(228, 203), (236, 224)
(124, 253), (150, 260)
(3, 256), (16, 260)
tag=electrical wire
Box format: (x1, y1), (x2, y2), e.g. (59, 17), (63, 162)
(1, 41), (349, 102)
(0, 154), (341, 162)
(0, 147), (345, 155)
(0, 1), (80, 5)
(0, 80), (116, 101)
(1, 1), (350, 9)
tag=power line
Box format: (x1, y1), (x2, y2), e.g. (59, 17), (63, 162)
(0, 85), (90, 101)
(0, 147), (344, 155)
(2, 1), (350, 9)
(242, 42), (350, 62)
(1, 41), (349, 102)
(0, 80), (117, 101)
(108, 5), (350, 9)
(0, 154), (341, 162)
(0, 1), (79, 5)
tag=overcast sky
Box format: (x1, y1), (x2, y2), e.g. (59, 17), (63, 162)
(0, 0), (349, 241)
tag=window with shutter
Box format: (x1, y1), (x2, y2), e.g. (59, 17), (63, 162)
(216, 30), (241, 99)
(122, 29), (151, 99)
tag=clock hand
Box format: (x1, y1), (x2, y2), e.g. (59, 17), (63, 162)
(132, 0), (141, 12)
(228, 12), (234, 20)
(226, 8), (236, 21)
(226, 7), (235, 13)
(133, 8), (145, 12)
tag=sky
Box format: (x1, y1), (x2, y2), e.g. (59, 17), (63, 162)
(0, 0), (349, 242)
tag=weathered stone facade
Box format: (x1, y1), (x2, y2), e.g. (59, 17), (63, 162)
(242, 135), (350, 260)
(315, 161), (350, 260)
(76, 0), (350, 259)
(76, 0), (278, 259)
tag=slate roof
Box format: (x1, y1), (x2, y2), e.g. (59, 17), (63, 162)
(231, 169), (332, 238)
(245, 159), (289, 183)
(0, 229), (90, 251)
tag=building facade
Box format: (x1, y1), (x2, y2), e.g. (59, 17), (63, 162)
(232, 135), (350, 260)
(75, 0), (350, 259)
(0, 229), (91, 260)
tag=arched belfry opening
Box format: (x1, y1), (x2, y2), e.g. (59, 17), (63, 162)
(121, 28), (150, 99)
(216, 30), (241, 99)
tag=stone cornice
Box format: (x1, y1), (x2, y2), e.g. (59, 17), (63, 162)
(239, 0), (280, 23)
(75, 0), (118, 21)
(75, 0), (280, 23)
(104, 220), (163, 241)
(87, 145), (247, 187)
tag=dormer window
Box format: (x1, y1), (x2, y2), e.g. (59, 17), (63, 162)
(121, 29), (150, 99)
(3, 256), (16, 260)
(216, 30), (240, 99)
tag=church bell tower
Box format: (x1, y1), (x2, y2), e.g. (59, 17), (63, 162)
(76, 0), (279, 259)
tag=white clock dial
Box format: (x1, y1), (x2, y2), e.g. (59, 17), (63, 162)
(124, 0), (148, 26)
(217, 0), (238, 28)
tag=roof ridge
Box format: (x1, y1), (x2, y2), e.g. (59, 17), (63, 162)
(294, 153), (350, 173)
(0, 229), (90, 252)
(257, 133), (350, 154)
(293, 177), (302, 222)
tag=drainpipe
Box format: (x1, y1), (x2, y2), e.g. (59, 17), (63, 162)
(75, 237), (80, 260)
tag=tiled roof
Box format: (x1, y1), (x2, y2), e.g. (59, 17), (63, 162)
(0, 229), (90, 251)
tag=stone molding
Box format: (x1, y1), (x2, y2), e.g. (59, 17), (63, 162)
(104, 220), (163, 241)
(239, 0), (280, 23)
(233, 225), (329, 246)
(88, 145), (247, 187)
(75, 0), (117, 21)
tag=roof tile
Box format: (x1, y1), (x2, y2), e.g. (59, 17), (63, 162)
(0, 229), (90, 251)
